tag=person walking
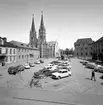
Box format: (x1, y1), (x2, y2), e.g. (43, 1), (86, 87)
(91, 69), (96, 81)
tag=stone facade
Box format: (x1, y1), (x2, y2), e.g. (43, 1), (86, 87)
(74, 38), (93, 59)
(29, 12), (60, 58)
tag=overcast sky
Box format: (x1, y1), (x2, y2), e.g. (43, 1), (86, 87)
(0, 0), (103, 49)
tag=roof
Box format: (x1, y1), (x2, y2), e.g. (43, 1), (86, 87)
(48, 41), (57, 45)
(75, 38), (93, 45)
(0, 41), (16, 48)
(9, 40), (39, 50)
(95, 36), (103, 43)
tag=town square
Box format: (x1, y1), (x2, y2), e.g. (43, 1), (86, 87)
(1, 0), (103, 105)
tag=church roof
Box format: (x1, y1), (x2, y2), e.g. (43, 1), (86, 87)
(48, 41), (57, 45)
(30, 14), (36, 32)
(39, 11), (46, 31)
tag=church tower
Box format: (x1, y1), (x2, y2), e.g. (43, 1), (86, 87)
(38, 11), (46, 44)
(29, 14), (37, 47)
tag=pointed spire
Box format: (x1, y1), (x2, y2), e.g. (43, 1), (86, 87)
(31, 14), (35, 32)
(40, 11), (45, 31)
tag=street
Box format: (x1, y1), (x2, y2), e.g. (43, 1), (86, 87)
(0, 58), (103, 105)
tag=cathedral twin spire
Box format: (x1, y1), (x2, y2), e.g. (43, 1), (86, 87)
(29, 11), (46, 47)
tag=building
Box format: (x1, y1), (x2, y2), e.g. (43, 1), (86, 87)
(0, 37), (17, 66)
(74, 38), (93, 59)
(29, 11), (60, 58)
(48, 41), (60, 57)
(92, 36), (103, 60)
(10, 40), (39, 63)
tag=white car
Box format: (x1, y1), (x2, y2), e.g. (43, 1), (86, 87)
(44, 64), (54, 69)
(34, 60), (41, 64)
(24, 63), (30, 69)
(94, 65), (103, 73)
(48, 65), (58, 71)
(52, 69), (72, 79)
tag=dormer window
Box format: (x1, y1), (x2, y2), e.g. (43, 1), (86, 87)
(21, 44), (24, 46)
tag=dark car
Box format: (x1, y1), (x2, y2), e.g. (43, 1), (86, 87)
(39, 60), (44, 63)
(8, 66), (19, 75)
(8, 65), (25, 75)
(16, 65), (25, 71)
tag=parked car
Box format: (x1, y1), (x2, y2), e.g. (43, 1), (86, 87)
(16, 64), (25, 71)
(8, 66), (19, 75)
(29, 62), (35, 67)
(34, 60), (41, 64)
(82, 60), (89, 65)
(47, 65), (58, 71)
(24, 63), (30, 69)
(94, 65), (103, 73)
(44, 64), (54, 69)
(51, 69), (72, 79)
(86, 62), (96, 69)
(39, 60), (44, 63)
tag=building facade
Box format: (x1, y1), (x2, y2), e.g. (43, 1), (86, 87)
(92, 37), (103, 60)
(0, 37), (17, 66)
(74, 38), (93, 59)
(10, 40), (40, 63)
(29, 12), (60, 58)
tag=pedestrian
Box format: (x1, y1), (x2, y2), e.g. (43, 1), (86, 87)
(91, 69), (96, 81)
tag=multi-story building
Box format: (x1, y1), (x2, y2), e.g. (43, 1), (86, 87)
(92, 36), (103, 60)
(29, 11), (60, 58)
(48, 41), (60, 57)
(10, 40), (39, 63)
(0, 37), (17, 66)
(74, 38), (93, 59)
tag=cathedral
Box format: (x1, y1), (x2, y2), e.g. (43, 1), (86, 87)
(29, 11), (60, 58)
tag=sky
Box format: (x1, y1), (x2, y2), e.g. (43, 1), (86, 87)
(0, 0), (103, 49)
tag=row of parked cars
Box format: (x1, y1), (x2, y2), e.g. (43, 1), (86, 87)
(8, 59), (44, 75)
(80, 59), (103, 73)
(33, 59), (72, 80)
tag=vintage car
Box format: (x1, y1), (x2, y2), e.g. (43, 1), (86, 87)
(51, 69), (72, 79)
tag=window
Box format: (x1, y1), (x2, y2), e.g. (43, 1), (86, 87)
(22, 55), (23, 59)
(19, 48), (20, 52)
(13, 49), (15, 54)
(5, 56), (8, 62)
(14, 56), (15, 61)
(86, 52), (88, 56)
(0, 48), (2, 54)
(10, 49), (12, 54)
(6, 48), (8, 54)
(81, 52), (83, 56)
(19, 56), (20, 59)
(10, 56), (12, 61)
(77, 53), (78, 55)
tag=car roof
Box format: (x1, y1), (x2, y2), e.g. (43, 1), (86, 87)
(58, 69), (68, 71)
